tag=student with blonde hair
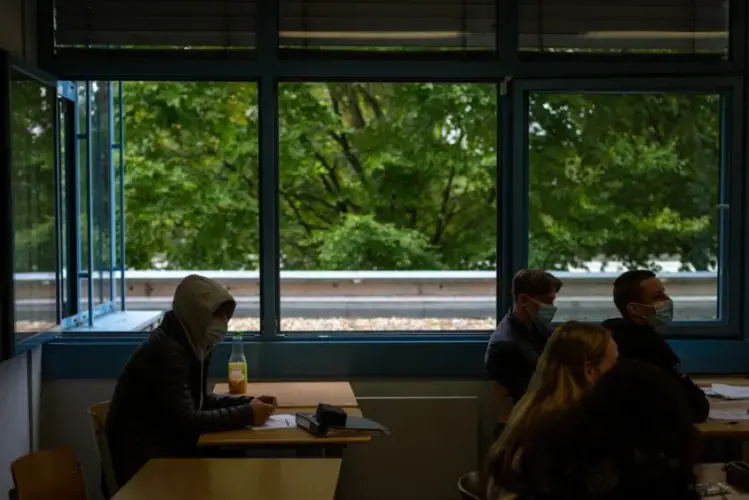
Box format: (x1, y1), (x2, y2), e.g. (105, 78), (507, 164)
(484, 321), (618, 500)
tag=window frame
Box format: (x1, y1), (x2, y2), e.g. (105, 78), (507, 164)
(512, 76), (745, 338)
(0, 52), (87, 359)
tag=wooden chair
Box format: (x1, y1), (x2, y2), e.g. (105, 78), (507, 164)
(88, 401), (118, 498)
(11, 448), (87, 500)
(457, 471), (485, 500)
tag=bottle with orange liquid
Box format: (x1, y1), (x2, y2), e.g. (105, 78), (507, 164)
(228, 333), (247, 394)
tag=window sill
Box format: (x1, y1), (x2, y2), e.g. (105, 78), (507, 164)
(41, 332), (749, 380)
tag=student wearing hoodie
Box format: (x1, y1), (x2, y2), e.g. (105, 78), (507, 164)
(485, 269), (563, 404)
(106, 275), (276, 488)
(602, 270), (709, 423)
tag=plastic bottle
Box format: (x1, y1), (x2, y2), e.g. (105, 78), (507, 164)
(228, 333), (248, 394)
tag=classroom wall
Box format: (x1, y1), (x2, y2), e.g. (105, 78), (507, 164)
(40, 379), (498, 500)
(0, 0), (38, 62)
(0, 348), (43, 496)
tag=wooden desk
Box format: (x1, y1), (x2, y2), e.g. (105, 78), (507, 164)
(112, 458), (341, 500)
(699, 463), (749, 499)
(696, 377), (749, 438)
(213, 381), (358, 408)
(198, 407), (371, 447)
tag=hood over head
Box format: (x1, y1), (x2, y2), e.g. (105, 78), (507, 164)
(172, 274), (236, 361)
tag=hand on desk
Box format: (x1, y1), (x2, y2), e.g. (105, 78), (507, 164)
(251, 398), (276, 426)
(257, 395), (278, 407)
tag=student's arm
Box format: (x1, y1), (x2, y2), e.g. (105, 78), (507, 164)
(157, 350), (255, 435)
(202, 392), (253, 410)
(673, 365), (710, 423)
(659, 341), (709, 423)
(486, 343), (535, 403)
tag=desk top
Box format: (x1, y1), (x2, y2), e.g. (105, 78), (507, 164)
(112, 458), (341, 500)
(695, 377), (749, 438)
(699, 463), (749, 499)
(198, 407), (371, 446)
(213, 381), (358, 408)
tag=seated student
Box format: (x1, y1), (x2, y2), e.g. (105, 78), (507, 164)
(106, 275), (276, 487)
(485, 321), (618, 500)
(485, 269), (563, 403)
(514, 360), (700, 500)
(602, 270), (709, 423)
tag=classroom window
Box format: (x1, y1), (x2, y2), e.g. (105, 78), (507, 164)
(527, 91), (723, 322)
(278, 82), (498, 332)
(279, 0), (496, 52)
(519, 0), (729, 56)
(121, 82), (260, 331)
(10, 70), (59, 337)
(54, 0), (256, 51)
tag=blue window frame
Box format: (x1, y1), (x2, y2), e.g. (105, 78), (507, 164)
(511, 77), (745, 338)
(14, 0), (749, 378)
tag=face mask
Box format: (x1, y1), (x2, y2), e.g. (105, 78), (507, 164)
(533, 301), (557, 325)
(204, 319), (228, 354)
(647, 299), (674, 329)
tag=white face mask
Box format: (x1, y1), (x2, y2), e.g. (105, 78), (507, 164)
(647, 299), (674, 329)
(204, 319), (228, 354)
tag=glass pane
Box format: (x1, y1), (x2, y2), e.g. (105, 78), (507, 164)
(10, 70), (58, 337)
(92, 81), (112, 306)
(528, 92), (721, 322)
(114, 83), (123, 309)
(122, 82), (260, 331)
(519, 0), (729, 56)
(58, 98), (69, 317)
(279, 82), (498, 332)
(78, 83), (90, 313)
(279, 0), (496, 52)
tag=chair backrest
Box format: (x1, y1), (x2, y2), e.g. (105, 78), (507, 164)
(492, 383), (514, 425)
(11, 448), (87, 500)
(88, 401), (118, 496)
(457, 471), (485, 500)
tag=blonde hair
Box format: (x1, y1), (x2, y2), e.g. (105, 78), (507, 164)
(485, 321), (613, 493)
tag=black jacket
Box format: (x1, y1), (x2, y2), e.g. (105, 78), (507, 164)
(105, 312), (255, 487)
(485, 312), (552, 403)
(602, 317), (709, 423)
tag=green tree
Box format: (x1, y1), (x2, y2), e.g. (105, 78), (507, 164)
(122, 83), (720, 272)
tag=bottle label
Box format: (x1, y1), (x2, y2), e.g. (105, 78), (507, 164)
(228, 362), (248, 394)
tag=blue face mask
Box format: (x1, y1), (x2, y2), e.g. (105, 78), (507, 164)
(646, 299), (674, 329)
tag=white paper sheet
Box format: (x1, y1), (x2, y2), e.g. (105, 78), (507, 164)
(710, 384), (749, 400)
(708, 410), (749, 421)
(702, 386), (719, 397)
(251, 413), (296, 430)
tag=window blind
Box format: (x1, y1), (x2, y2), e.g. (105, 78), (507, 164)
(519, 0), (728, 54)
(55, 0), (256, 49)
(279, 0), (496, 51)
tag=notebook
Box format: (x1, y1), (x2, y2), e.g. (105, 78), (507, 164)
(296, 412), (389, 437)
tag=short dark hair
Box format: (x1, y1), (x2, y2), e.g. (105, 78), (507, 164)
(613, 270), (656, 316)
(512, 269), (563, 302)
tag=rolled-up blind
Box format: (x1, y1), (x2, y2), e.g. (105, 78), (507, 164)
(279, 0), (497, 50)
(55, 0), (256, 49)
(519, 0), (728, 54)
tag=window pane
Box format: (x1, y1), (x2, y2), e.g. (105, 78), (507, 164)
(92, 81), (112, 306)
(528, 92), (721, 322)
(519, 0), (728, 56)
(279, 82), (498, 332)
(58, 98), (69, 317)
(279, 0), (496, 52)
(122, 82), (259, 331)
(10, 70), (58, 337)
(78, 83), (90, 313)
(114, 83), (123, 310)
(55, 0), (256, 50)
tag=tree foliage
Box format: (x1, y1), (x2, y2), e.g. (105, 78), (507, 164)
(116, 83), (719, 272)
